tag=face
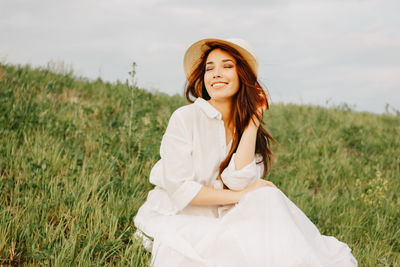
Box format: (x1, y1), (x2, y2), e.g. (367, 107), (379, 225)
(204, 48), (240, 102)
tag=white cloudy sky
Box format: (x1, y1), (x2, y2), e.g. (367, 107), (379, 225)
(1, 0), (399, 114)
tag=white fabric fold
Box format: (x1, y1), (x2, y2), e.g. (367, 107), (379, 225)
(221, 153), (264, 190)
(151, 110), (203, 214)
(134, 98), (358, 266)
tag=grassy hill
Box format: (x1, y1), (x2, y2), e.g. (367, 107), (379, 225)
(0, 63), (399, 266)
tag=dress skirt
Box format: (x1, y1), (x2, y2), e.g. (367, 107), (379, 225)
(134, 187), (358, 267)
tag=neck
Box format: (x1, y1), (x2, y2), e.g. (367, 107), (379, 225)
(207, 99), (232, 125)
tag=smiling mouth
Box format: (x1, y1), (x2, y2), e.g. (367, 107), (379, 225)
(211, 82), (228, 88)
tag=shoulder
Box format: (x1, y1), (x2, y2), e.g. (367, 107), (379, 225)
(169, 102), (201, 124)
(172, 101), (198, 115)
(165, 101), (207, 141)
(164, 102), (197, 136)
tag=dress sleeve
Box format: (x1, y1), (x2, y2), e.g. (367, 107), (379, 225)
(158, 110), (203, 212)
(220, 153), (264, 190)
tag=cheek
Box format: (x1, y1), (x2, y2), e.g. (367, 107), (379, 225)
(231, 74), (240, 91)
(203, 76), (212, 95)
(203, 73), (212, 86)
(227, 69), (239, 84)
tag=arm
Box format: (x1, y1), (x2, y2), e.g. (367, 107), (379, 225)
(158, 110), (204, 212)
(220, 96), (267, 190)
(190, 186), (242, 205)
(189, 179), (276, 206)
(190, 109), (269, 206)
(159, 108), (271, 210)
(234, 93), (267, 170)
(234, 120), (259, 170)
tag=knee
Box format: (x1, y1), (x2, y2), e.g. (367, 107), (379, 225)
(244, 186), (280, 201)
(256, 186), (280, 195)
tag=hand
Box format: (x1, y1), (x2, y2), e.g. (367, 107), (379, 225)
(239, 179), (277, 200)
(249, 90), (268, 128)
(256, 90), (268, 116)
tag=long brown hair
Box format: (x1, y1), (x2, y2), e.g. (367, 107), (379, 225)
(185, 41), (275, 181)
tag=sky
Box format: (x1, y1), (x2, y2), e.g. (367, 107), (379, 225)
(1, 0), (399, 114)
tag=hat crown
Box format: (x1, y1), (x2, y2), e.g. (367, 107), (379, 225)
(184, 37), (259, 79)
(225, 38), (257, 61)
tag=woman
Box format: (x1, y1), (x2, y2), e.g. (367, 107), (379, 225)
(134, 38), (358, 267)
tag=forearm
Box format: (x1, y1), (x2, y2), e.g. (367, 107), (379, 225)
(234, 121), (258, 170)
(189, 186), (242, 206)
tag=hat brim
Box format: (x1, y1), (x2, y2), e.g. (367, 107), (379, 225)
(183, 38), (258, 80)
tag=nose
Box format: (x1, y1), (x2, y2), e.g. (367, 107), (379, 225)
(213, 66), (222, 78)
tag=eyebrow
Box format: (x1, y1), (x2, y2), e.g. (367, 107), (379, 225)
(206, 59), (235, 65)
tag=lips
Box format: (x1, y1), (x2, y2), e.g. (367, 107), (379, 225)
(211, 81), (228, 88)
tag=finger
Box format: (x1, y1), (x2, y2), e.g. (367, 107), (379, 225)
(258, 91), (268, 110)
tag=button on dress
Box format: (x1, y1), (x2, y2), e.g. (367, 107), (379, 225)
(134, 98), (358, 267)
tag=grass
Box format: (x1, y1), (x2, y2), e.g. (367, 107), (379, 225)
(0, 62), (399, 266)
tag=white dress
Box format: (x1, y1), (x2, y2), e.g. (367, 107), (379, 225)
(134, 98), (358, 267)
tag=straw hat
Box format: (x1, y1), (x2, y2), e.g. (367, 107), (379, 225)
(183, 38), (259, 79)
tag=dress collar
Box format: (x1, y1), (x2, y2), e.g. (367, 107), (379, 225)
(194, 98), (222, 120)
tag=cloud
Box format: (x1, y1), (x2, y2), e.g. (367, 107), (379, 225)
(0, 0), (399, 113)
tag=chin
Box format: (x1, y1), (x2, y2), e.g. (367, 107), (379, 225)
(210, 95), (234, 102)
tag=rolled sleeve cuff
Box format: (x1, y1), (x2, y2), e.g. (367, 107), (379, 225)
(220, 153), (260, 190)
(170, 180), (203, 212)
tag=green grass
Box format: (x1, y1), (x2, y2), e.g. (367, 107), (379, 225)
(0, 62), (399, 266)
